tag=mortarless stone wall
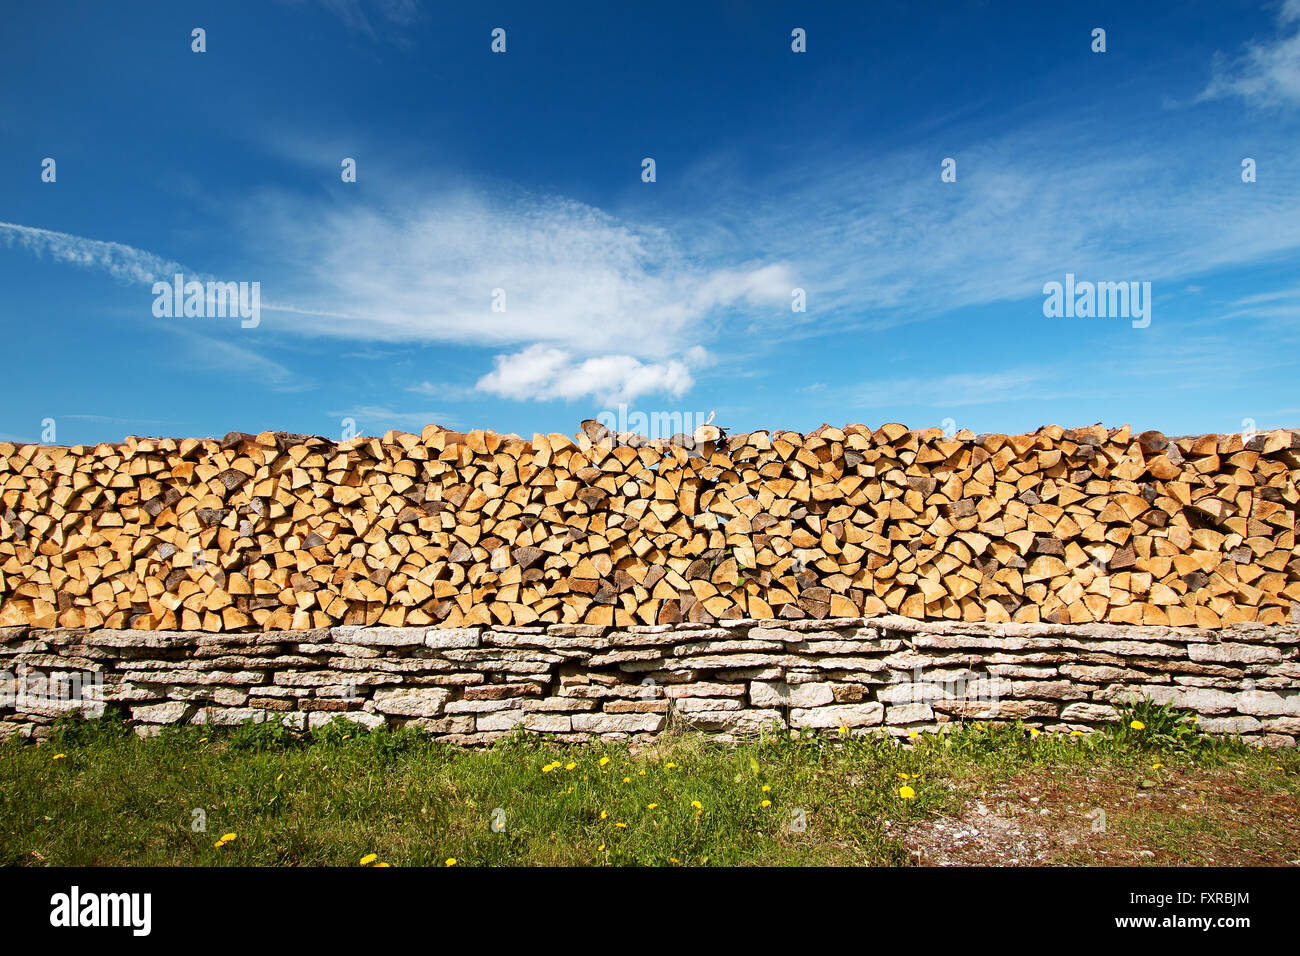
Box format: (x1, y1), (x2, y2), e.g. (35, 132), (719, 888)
(3, 617), (1297, 746)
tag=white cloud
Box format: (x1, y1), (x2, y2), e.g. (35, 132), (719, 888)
(475, 344), (700, 404)
(1200, 0), (1300, 107)
(234, 190), (786, 402)
(242, 191), (795, 361)
(1, 202), (783, 405)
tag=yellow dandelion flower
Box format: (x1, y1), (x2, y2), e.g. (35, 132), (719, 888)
(760, 799), (772, 808)
(622, 776), (631, 783)
(896, 772), (910, 780)
(615, 822), (627, 829)
(199, 737), (208, 743)
(221, 832), (236, 843)
(691, 801), (703, 810)
(542, 763), (556, 773)
(665, 762), (677, 769)
(1029, 728), (1041, 737)
(1130, 720), (1145, 730)
(360, 853), (378, 866)
(597, 844), (606, 852)
(445, 858), (457, 866)
(599, 756), (610, 766)
(1152, 763), (1164, 770)
(638, 770), (646, 776)
(761, 784), (771, 792)
(908, 731), (918, 738)
(565, 761), (577, 771)
(648, 803), (658, 810)
(600, 810), (608, 820)
(898, 786), (916, 800)
(670, 857), (679, 864)
(52, 753), (66, 760)
(838, 726), (848, 737)
(374, 862), (390, 868)
(276, 773), (284, 783)
(1070, 730), (1085, 736)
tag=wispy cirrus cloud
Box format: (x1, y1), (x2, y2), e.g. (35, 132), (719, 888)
(850, 370), (1052, 409)
(1222, 284), (1300, 324)
(168, 328), (312, 394)
(406, 380), (478, 400)
(62, 413), (190, 427)
(325, 405), (459, 431)
(0, 221), (188, 285)
(1199, 0), (1300, 108)
(695, 127), (1300, 334)
(279, 0), (419, 40)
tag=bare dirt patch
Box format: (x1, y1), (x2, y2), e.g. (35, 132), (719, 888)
(900, 767), (1300, 866)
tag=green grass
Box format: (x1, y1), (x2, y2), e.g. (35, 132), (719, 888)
(2, 710), (1298, 867)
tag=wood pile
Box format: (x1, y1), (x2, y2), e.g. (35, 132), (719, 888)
(1, 422), (1297, 631)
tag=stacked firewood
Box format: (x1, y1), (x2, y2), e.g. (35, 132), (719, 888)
(1, 422), (1296, 631)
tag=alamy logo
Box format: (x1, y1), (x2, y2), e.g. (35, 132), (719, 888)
(594, 404), (714, 449)
(151, 272), (260, 328)
(49, 886), (151, 936)
(902, 666), (1001, 704)
(1, 665), (104, 717)
(1042, 273), (1150, 328)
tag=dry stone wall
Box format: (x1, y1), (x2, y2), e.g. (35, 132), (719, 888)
(1, 422), (1299, 632)
(3, 617), (1297, 746)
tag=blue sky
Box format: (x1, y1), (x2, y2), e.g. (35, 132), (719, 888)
(1, 0), (1298, 446)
